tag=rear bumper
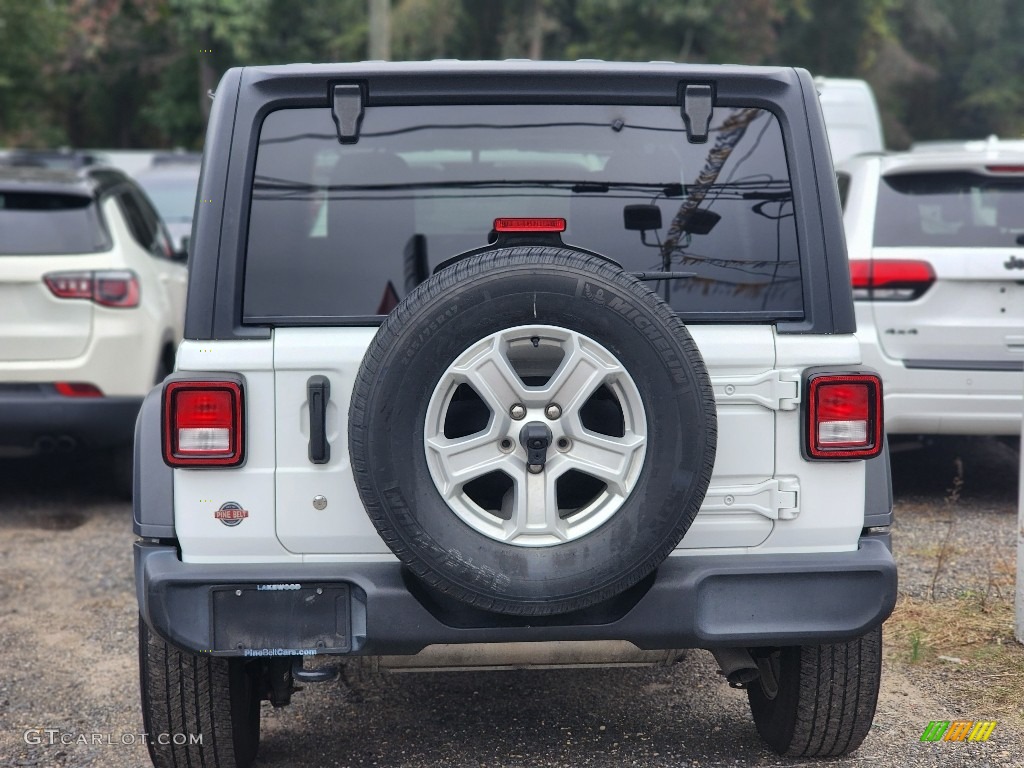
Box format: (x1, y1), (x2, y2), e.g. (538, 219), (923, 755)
(856, 338), (1022, 435)
(0, 384), (143, 452)
(136, 533), (897, 657)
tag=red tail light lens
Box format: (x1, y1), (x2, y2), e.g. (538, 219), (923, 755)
(806, 373), (883, 459)
(849, 259), (934, 301)
(163, 381), (244, 466)
(44, 272), (93, 300)
(493, 217), (566, 232)
(44, 270), (140, 308)
(94, 271), (140, 307)
(55, 382), (103, 397)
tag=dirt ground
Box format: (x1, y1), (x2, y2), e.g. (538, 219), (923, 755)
(0, 435), (1021, 767)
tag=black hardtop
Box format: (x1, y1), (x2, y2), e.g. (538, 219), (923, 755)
(239, 59), (801, 103)
(184, 60), (854, 341)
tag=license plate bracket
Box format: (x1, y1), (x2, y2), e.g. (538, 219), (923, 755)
(212, 583), (351, 654)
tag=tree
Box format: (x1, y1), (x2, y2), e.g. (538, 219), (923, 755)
(0, 0), (67, 146)
(3, 0), (1023, 150)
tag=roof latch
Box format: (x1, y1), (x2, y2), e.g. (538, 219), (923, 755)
(682, 84), (714, 143)
(332, 84), (364, 144)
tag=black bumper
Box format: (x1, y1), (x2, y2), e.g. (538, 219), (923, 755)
(0, 384), (142, 451)
(136, 533), (897, 657)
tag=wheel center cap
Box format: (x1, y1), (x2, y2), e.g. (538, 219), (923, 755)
(519, 421), (553, 473)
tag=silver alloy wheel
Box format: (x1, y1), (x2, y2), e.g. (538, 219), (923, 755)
(424, 324), (647, 547)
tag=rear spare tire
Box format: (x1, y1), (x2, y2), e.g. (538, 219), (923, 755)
(349, 247), (716, 615)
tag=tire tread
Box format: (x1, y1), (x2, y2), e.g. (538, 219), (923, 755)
(749, 626), (882, 757)
(139, 617), (257, 768)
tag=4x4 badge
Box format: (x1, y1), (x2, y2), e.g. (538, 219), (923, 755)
(1005, 255), (1024, 270)
(215, 501), (249, 527)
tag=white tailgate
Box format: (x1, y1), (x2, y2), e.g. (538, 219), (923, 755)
(173, 327), (866, 562)
(871, 246), (1024, 366)
(272, 325), (788, 557)
(273, 328), (390, 555)
(677, 326), (779, 549)
(0, 256), (94, 362)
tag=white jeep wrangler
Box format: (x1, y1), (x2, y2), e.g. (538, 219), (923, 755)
(133, 61), (896, 767)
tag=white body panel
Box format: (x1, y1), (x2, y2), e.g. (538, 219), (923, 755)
(273, 328), (388, 554)
(174, 340), (296, 563)
(173, 326), (867, 562)
(0, 253), (94, 360)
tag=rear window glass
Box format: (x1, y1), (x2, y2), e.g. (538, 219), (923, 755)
(137, 172), (199, 223)
(875, 171), (1024, 247)
(0, 192), (111, 255)
(245, 104), (802, 322)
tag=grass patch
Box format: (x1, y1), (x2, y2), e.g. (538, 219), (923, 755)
(899, 543), (961, 560)
(885, 594), (1024, 724)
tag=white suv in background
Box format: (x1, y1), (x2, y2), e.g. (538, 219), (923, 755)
(837, 140), (1024, 436)
(0, 164), (187, 492)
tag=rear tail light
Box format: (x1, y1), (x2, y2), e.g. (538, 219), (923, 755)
(805, 373), (883, 460)
(44, 270), (140, 308)
(163, 381), (244, 467)
(849, 259), (934, 301)
(493, 217), (566, 232)
(55, 382), (103, 397)
(44, 273), (92, 300)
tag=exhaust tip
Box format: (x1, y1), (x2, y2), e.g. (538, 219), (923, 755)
(710, 647), (761, 689)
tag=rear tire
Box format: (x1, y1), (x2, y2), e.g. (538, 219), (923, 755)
(747, 626), (882, 757)
(139, 617), (261, 768)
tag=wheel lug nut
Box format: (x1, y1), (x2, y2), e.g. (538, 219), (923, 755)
(510, 404), (526, 420)
(544, 403), (562, 420)
(499, 438), (514, 453)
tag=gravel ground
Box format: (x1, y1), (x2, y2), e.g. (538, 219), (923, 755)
(0, 436), (1021, 768)
(890, 435), (1019, 601)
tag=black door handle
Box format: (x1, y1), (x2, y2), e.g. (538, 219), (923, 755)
(307, 375), (331, 464)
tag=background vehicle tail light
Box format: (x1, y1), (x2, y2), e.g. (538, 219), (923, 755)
(55, 382), (103, 397)
(849, 259), (934, 301)
(163, 381), (244, 466)
(805, 373), (883, 459)
(44, 270), (140, 308)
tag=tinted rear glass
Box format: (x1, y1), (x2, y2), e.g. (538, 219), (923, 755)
(0, 192), (111, 255)
(245, 104), (802, 322)
(875, 171), (1024, 247)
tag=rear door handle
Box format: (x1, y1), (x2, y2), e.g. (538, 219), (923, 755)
(307, 375), (331, 464)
